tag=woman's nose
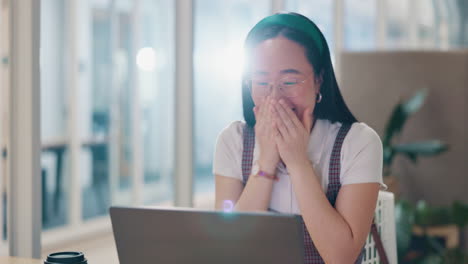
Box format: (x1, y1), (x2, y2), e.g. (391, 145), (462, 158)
(269, 84), (282, 100)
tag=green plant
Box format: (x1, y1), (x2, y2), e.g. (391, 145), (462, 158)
(395, 199), (468, 263)
(382, 89), (449, 177)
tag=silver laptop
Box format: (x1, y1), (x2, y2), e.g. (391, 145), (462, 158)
(110, 206), (304, 264)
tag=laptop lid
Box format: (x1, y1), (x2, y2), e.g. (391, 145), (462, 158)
(110, 206), (304, 264)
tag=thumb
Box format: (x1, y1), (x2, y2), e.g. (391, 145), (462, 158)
(302, 107), (313, 132)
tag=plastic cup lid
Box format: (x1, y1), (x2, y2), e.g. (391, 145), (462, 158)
(44, 251), (87, 264)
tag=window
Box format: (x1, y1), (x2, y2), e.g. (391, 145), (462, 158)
(344, 0), (376, 50)
(39, 0), (176, 225)
(285, 0), (335, 58)
(0, 0), (8, 251)
(385, 0), (410, 49)
(414, 0), (436, 48)
(80, 0), (130, 220)
(193, 0), (270, 206)
(40, 0), (70, 229)
(136, 0), (175, 205)
(79, 0), (176, 217)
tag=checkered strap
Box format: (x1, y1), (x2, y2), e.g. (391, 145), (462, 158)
(326, 123), (351, 206)
(241, 125), (255, 186)
(301, 123), (354, 264)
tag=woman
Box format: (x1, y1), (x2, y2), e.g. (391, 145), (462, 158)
(214, 12), (385, 263)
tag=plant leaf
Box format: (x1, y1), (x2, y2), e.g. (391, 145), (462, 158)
(395, 200), (415, 255)
(383, 89), (428, 146)
(383, 103), (404, 146)
(452, 201), (468, 228)
(402, 89), (427, 115)
(420, 254), (443, 264)
(383, 146), (393, 167)
(415, 200), (431, 226)
(416, 202), (452, 226)
(442, 248), (468, 263)
(393, 141), (449, 164)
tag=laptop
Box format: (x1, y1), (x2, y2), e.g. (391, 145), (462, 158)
(110, 206), (304, 264)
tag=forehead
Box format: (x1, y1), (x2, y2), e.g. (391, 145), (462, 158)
(249, 36), (313, 75)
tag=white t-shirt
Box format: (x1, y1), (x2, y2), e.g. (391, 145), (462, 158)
(213, 119), (386, 214)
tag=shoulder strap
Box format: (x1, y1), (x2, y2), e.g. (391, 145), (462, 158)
(326, 123), (389, 264)
(326, 123), (351, 206)
(241, 124), (255, 186)
(371, 221), (390, 264)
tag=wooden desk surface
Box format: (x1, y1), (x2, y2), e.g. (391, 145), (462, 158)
(0, 256), (42, 264)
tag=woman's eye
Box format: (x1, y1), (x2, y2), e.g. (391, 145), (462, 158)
(282, 80), (298, 86)
(255, 81), (269, 86)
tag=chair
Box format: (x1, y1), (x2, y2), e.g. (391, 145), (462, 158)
(361, 191), (398, 264)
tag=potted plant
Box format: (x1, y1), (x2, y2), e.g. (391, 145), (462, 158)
(395, 199), (468, 264)
(382, 89), (449, 195)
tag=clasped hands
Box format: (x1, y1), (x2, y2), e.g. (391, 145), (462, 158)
(254, 96), (313, 172)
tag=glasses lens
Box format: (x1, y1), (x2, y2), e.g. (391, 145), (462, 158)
(250, 78), (269, 95)
(279, 75), (304, 97)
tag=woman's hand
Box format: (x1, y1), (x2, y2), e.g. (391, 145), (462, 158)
(254, 96), (280, 174)
(273, 99), (313, 169)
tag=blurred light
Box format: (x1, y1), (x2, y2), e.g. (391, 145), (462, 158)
(203, 43), (245, 81)
(223, 200), (234, 213)
(136, 47), (156, 72)
(223, 44), (245, 80)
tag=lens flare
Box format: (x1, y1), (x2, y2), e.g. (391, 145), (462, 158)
(223, 200), (234, 213)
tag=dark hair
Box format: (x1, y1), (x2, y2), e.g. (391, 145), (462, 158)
(242, 12), (357, 127)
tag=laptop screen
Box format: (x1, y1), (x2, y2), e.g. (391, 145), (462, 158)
(110, 206), (304, 264)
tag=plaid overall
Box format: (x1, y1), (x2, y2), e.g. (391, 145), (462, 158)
(241, 123), (364, 263)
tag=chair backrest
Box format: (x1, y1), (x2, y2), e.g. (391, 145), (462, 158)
(361, 191), (398, 264)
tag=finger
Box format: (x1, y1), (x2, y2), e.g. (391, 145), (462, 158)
(267, 99), (278, 120)
(279, 100), (302, 128)
(255, 100), (265, 123)
(266, 98), (278, 123)
(271, 118), (283, 141)
(274, 112), (290, 138)
(302, 107), (313, 132)
(271, 116), (281, 135)
(274, 122), (285, 148)
(257, 102), (264, 119)
(262, 98), (271, 119)
(259, 96), (270, 119)
(255, 105), (264, 127)
(275, 100), (295, 133)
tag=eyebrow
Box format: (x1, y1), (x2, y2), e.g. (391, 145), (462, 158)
(252, 71), (268, 75)
(252, 69), (303, 75)
(280, 69), (302, 74)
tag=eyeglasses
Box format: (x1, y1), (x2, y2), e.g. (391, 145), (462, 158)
(247, 73), (313, 98)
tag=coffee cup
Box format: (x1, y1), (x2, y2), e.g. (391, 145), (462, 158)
(44, 251), (88, 264)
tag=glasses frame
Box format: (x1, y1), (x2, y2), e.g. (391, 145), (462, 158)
(246, 72), (315, 98)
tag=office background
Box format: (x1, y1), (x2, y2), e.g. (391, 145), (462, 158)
(0, 0), (467, 263)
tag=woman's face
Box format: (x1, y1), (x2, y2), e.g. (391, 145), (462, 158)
(249, 36), (322, 120)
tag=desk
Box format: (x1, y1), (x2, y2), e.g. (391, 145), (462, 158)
(0, 256), (41, 264)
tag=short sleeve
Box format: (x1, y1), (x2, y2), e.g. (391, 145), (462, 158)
(212, 121), (244, 181)
(340, 123), (386, 190)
